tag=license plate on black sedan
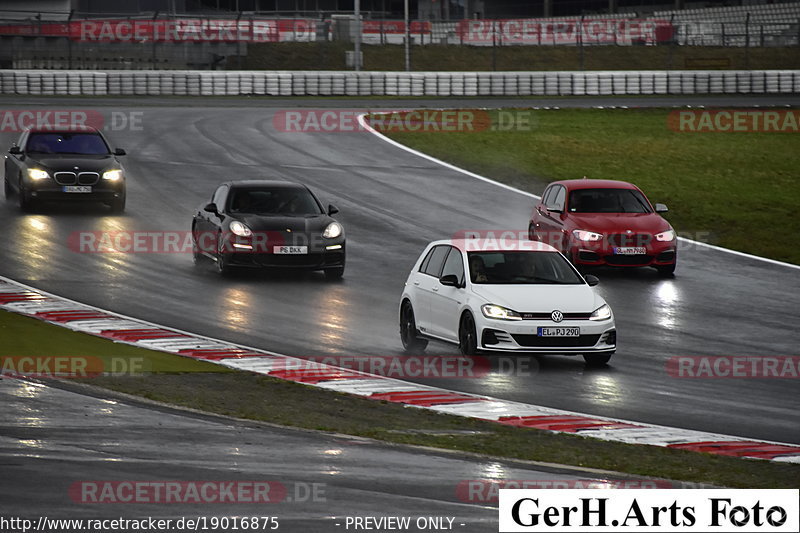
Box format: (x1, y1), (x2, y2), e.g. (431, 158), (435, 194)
(63, 186), (91, 193)
(538, 327), (580, 337)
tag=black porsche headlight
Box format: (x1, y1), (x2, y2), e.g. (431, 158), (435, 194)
(323, 222), (343, 239)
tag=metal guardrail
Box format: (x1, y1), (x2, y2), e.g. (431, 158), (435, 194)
(1, 70), (798, 96)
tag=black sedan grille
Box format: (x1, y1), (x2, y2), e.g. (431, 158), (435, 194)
(54, 172), (77, 185)
(78, 172), (99, 185)
(511, 334), (601, 347)
(607, 233), (653, 247)
(52, 171), (100, 186)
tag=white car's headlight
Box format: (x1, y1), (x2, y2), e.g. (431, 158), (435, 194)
(323, 222), (343, 239)
(589, 304), (612, 321)
(572, 229), (603, 242)
(102, 169), (123, 181)
(229, 221), (252, 237)
(27, 168), (49, 181)
(655, 229), (675, 242)
(481, 304), (522, 321)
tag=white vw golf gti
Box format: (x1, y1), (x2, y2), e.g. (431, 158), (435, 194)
(399, 238), (617, 365)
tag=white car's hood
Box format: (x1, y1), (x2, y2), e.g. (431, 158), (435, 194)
(471, 283), (603, 313)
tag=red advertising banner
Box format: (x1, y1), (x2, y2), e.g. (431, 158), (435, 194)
(0, 18), (318, 43)
(456, 18), (674, 45)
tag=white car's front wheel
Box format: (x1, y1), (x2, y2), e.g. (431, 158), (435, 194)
(458, 312), (479, 356)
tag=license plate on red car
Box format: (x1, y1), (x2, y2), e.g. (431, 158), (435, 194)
(613, 247), (646, 255)
(538, 327), (580, 337)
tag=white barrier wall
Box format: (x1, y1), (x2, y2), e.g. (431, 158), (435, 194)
(1, 70), (798, 96)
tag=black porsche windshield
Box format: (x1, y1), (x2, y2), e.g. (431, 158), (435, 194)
(568, 188), (652, 214)
(25, 133), (110, 155)
(467, 251), (583, 285)
(228, 188), (323, 216)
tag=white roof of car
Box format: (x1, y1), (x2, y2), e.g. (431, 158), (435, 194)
(429, 237), (559, 253)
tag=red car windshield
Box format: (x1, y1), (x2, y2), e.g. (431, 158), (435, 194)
(568, 188), (652, 214)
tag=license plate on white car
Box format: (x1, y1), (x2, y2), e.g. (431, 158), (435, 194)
(63, 186), (91, 193)
(613, 246), (646, 255)
(274, 246), (307, 255)
(538, 327), (580, 337)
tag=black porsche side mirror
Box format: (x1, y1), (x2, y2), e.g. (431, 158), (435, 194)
(203, 202), (218, 214)
(8, 146), (21, 155)
(114, 148), (126, 156)
(585, 274), (600, 286)
(328, 204), (339, 216)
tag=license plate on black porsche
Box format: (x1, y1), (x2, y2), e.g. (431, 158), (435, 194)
(274, 246), (307, 254)
(538, 327), (580, 337)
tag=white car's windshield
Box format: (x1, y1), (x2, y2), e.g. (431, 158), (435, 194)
(468, 251), (583, 285)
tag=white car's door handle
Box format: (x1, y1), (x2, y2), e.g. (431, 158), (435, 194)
(413, 281), (420, 286)
(432, 286), (439, 292)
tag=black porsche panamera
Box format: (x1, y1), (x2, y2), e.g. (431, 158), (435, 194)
(4, 126), (127, 213)
(192, 180), (346, 278)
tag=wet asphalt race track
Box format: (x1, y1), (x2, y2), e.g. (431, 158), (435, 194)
(1, 95), (799, 446)
(3, 378), (601, 531)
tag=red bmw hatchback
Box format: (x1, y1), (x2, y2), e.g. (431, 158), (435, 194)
(528, 179), (677, 276)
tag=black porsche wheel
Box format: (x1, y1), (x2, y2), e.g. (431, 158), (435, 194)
(458, 312), (479, 356)
(583, 352), (613, 366)
(215, 233), (233, 275)
(400, 301), (427, 353)
(324, 266), (345, 280)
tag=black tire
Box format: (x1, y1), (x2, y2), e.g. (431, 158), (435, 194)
(400, 301), (427, 353)
(4, 178), (13, 199)
(458, 311), (479, 356)
(583, 352), (613, 366)
(18, 184), (34, 212)
(324, 266), (345, 280)
(656, 263), (676, 277)
(215, 233), (232, 275)
(528, 223), (536, 241)
(108, 195), (126, 214)
(192, 236), (206, 266)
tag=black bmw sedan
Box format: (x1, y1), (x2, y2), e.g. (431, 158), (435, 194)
(192, 181), (345, 278)
(4, 126), (127, 213)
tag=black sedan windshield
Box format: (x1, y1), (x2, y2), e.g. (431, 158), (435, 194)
(228, 188), (322, 216)
(26, 133), (110, 155)
(468, 251), (583, 285)
(568, 188), (652, 213)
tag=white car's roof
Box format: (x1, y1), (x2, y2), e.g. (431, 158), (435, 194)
(428, 237), (559, 253)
